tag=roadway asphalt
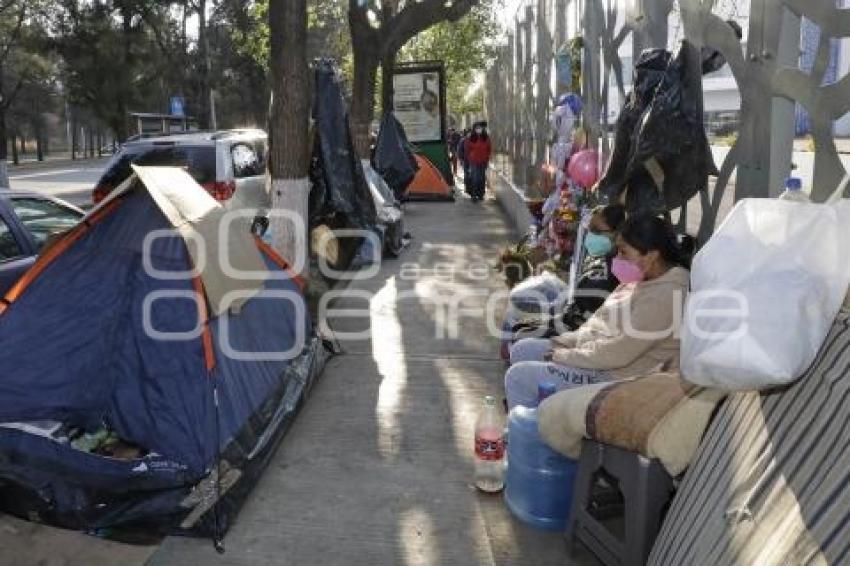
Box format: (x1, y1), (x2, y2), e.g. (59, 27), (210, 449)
(7, 158), (110, 207)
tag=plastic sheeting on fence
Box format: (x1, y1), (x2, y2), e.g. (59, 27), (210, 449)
(598, 41), (720, 214)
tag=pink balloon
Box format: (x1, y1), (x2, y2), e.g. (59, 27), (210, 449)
(567, 149), (600, 188)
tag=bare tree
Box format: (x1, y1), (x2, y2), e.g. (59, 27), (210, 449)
(267, 0), (310, 275)
(348, 0), (478, 157)
(0, 0), (27, 187)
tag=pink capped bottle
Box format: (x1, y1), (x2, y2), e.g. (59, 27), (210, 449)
(474, 396), (506, 492)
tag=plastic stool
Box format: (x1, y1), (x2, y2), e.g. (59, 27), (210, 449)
(565, 439), (674, 566)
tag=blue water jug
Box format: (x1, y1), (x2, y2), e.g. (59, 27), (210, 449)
(504, 384), (578, 531)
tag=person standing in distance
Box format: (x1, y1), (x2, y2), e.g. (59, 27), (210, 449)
(465, 122), (492, 202)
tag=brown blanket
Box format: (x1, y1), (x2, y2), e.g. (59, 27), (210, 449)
(539, 372), (726, 476)
(587, 373), (698, 455)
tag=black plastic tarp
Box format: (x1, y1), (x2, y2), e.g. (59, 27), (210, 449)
(372, 113), (419, 200)
(598, 41), (722, 214)
(309, 59), (377, 230)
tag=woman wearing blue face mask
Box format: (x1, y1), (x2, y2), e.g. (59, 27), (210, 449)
(509, 204), (624, 343)
(504, 214), (692, 410)
(568, 204), (625, 325)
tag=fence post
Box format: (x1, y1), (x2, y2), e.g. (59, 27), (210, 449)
(735, 0), (798, 198)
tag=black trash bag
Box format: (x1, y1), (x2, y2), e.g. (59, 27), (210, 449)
(598, 41), (721, 214)
(373, 112), (419, 200)
(308, 59), (377, 230)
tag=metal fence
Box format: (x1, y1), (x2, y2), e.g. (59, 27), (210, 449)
(485, 0), (850, 241)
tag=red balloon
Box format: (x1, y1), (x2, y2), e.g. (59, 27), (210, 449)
(567, 149), (600, 188)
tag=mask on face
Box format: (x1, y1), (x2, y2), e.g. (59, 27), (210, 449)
(612, 256), (645, 284)
(584, 232), (613, 257)
(475, 128), (483, 134)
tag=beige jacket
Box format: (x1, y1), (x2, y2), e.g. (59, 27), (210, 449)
(551, 266), (689, 379)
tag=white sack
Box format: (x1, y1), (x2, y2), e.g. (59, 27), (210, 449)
(681, 198), (850, 391)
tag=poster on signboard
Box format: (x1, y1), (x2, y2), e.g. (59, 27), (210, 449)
(393, 70), (443, 143)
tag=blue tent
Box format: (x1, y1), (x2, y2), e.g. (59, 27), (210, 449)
(0, 167), (324, 538)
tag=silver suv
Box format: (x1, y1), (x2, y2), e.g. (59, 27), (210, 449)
(92, 129), (269, 211)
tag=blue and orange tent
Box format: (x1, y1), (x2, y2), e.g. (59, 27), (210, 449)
(0, 166), (325, 538)
(405, 154), (454, 201)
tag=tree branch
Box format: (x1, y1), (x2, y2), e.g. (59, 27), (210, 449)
(0, 2), (26, 66)
(1, 72), (28, 111)
(382, 0), (478, 55)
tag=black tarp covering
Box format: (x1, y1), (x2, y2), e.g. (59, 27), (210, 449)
(373, 113), (419, 200)
(598, 41), (721, 214)
(309, 59), (377, 230)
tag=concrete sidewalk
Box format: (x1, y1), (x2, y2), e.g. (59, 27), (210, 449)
(151, 195), (594, 565)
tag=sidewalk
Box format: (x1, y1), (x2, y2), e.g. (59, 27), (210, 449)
(151, 196), (594, 565)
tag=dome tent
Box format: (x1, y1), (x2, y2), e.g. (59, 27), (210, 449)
(0, 166), (325, 539)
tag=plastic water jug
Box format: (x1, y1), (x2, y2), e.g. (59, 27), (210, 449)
(504, 384), (578, 531)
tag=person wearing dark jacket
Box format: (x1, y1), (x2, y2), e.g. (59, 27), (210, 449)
(448, 128), (462, 176)
(457, 129), (470, 190)
(465, 122), (492, 202)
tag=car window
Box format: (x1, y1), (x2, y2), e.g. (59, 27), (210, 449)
(0, 215), (24, 261)
(96, 144), (217, 188)
(231, 143), (263, 178)
(10, 198), (82, 252)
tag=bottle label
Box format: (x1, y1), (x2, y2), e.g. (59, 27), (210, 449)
(475, 434), (505, 461)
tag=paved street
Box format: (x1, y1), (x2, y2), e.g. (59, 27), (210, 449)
(7, 158), (109, 207)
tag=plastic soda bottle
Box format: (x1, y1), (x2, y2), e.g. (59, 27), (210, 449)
(778, 177), (810, 202)
(474, 396), (506, 492)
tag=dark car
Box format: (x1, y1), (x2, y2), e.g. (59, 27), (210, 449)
(0, 191), (85, 295)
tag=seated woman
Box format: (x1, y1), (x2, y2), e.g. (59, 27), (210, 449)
(508, 204), (625, 346)
(505, 214), (691, 410)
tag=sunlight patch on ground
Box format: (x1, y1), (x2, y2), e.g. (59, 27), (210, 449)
(398, 507), (440, 565)
(372, 277), (408, 459)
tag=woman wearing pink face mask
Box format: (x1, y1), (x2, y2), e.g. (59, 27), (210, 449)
(504, 215), (692, 410)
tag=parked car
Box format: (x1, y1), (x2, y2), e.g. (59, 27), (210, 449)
(92, 129), (269, 212)
(0, 191), (85, 295)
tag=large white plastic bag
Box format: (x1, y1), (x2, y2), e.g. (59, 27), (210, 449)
(681, 198), (850, 391)
(509, 272), (569, 313)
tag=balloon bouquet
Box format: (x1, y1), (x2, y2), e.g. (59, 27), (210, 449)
(531, 93), (600, 272)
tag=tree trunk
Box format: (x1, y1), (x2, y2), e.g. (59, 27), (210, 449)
(11, 135), (18, 165)
(88, 126), (95, 158)
(380, 50), (396, 115)
(350, 45), (380, 159)
(268, 0), (310, 275)
(71, 116), (77, 160)
(34, 99), (44, 161)
(116, 6), (132, 143)
(18, 134), (24, 157)
(0, 67), (7, 187)
(197, 0), (211, 130)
